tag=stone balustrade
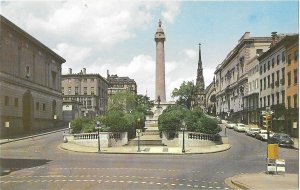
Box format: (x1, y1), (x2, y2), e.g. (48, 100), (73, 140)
(64, 132), (127, 148)
(187, 132), (220, 141)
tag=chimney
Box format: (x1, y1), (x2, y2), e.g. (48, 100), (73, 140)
(83, 68), (86, 75)
(271, 32), (278, 47)
(107, 70), (110, 78)
(68, 68), (72, 74)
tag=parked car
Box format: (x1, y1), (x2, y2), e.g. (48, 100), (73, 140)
(221, 120), (228, 124)
(234, 123), (246, 132)
(226, 122), (237, 129)
(246, 128), (261, 137)
(269, 133), (294, 147)
(255, 130), (274, 141)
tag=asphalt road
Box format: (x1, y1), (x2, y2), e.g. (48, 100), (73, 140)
(0, 125), (298, 190)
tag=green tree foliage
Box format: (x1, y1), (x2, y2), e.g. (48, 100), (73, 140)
(158, 105), (221, 134)
(70, 117), (94, 134)
(108, 92), (136, 113)
(135, 95), (154, 114)
(158, 105), (188, 132)
(171, 81), (196, 110)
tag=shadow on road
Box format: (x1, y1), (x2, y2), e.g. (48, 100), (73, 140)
(0, 157), (51, 176)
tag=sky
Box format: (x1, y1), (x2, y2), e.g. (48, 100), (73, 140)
(1, 0), (298, 101)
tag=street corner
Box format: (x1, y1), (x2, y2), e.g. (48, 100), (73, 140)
(58, 142), (98, 153)
(225, 172), (299, 190)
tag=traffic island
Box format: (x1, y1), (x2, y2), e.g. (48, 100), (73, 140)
(58, 142), (231, 154)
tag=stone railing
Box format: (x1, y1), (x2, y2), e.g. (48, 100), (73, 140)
(64, 132), (127, 148)
(74, 132), (98, 140)
(187, 132), (220, 142)
(161, 131), (221, 147)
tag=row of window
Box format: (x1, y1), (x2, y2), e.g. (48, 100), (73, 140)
(4, 96), (18, 107)
(260, 91), (285, 108)
(66, 78), (94, 82)
(4, 96), (46, 111)
(62, 86), (98, 95)
(287, 51), (298, 65)
(260, 93), (298, 109)
(260, 52), (285, 74)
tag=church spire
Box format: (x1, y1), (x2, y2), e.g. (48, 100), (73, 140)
(196, 43), (205, 92)
(198, 43), (202, 67)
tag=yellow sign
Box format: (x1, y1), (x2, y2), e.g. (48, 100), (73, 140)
(268, 144), (279, 159)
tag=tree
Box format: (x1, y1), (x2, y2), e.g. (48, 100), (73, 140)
(135, 94), (154, 114)
(172, 81), (196, 110)
(158, 105), (221, 135)
(108, 92), (136, 113)
(70, 117), (94, 134)
(158, 105), (188, 132)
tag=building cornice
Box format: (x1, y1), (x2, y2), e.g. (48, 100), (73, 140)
(1, 15), (66, 64)
(215, 37), (272, 73)
(258, 34), (298, 61)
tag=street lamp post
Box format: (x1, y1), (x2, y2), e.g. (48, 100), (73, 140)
(96, 121), (101, 153)
(137, 118), (141, 152)
(181, 121), (187, 153)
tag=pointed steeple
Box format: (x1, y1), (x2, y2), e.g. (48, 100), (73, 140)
(196, 43), (205, 92)
(198, 43), (202, 67)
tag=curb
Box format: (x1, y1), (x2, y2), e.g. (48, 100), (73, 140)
(0, 128), (68, 145)
(230, 179), (251, 190)
(224, 177), (250, 190)
(58, 144), (231, 155)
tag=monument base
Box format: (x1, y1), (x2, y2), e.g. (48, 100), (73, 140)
(146, 101), (176, 122)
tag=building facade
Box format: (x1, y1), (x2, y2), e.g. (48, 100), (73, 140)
(205, 80), (216, 116)
(257, 33), (298, 136)
(243, 56), (260, 124)
(214, 32), (272, 122)
(61, 68), (108, 120)
(284, 34), (298, 137)
(0, 15), (66, 136)
(106, 70), (137, 96)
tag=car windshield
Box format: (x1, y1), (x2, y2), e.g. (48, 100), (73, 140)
(251, 129), (260, 131)
(280, 135), (290, 139)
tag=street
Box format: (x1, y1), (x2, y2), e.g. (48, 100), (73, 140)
(0, 125), (298, 190)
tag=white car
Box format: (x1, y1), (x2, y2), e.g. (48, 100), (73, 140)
(226, 123), (237, 129)
(234, 123), (246, 132)
(256, 130), (274, 141)
(246, 128), (261, 137)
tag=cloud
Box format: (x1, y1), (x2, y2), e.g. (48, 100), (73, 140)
(53, 43), (92, 73)
(184, 48), (198, 60)
(161, 1), (181, 23)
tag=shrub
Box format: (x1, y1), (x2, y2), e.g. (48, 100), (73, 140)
(70, 117), (94, 134)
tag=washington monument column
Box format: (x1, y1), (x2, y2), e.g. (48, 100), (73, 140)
(154, 19), (166, 102)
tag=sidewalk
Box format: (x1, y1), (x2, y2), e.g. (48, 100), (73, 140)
(59, 142), (231, 154)
(0, 127), (68, 145)
(226, 173), (298, 190)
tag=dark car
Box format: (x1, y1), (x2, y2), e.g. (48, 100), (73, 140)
(269, 133), (294, 147)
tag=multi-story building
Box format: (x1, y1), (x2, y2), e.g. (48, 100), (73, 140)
(284, 34), (298, 137)
(106, 70), (137, 96)
(243, 56), (260, 124)
(0, 15), (66, 136)
(61, 68), (108, 119)
(214, 32), (272, 122)
(257, 33), (298, 134)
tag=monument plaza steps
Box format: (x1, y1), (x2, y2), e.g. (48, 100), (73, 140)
(126, 122), (165, 146)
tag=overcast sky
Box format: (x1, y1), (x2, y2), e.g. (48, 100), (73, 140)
(1, 0), (298, 101)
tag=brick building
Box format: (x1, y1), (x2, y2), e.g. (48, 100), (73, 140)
(106, 70), (137, 96)
(61, 68), (108, 120)
(0, 15), (66, 136)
